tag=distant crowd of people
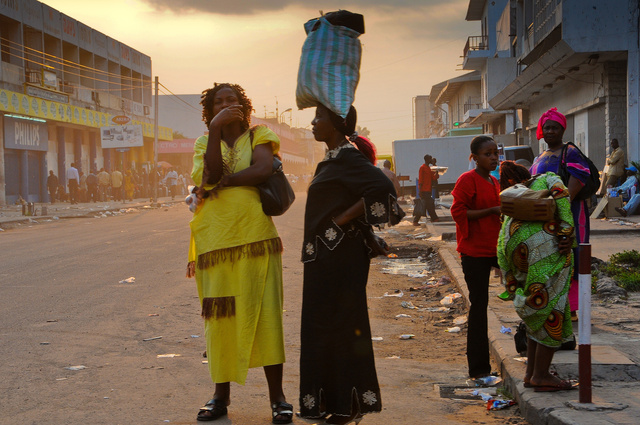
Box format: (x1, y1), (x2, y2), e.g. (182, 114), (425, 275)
(46, 164), (192, 204)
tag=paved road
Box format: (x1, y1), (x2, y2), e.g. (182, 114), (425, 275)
(0, 197), (527, 425)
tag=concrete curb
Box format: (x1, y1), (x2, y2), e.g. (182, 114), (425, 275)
(438, 246), (620, 425)
(0, 200), (183, 230)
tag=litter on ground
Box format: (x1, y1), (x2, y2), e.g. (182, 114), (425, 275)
(440, 293), (462, 306)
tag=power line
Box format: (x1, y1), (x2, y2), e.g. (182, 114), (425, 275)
(158, 82), (201, 113)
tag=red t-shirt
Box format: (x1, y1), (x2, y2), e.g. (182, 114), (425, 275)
(450, 170), (501, 257)
(418, 164), (433, 193)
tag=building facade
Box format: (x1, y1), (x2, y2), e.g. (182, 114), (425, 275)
(0, 0), (171, 205)
(462, 0), (640, 166)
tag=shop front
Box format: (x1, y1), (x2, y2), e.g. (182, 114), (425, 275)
(3, 115), (48, 204)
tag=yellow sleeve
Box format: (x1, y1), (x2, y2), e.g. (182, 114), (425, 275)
(251, 125), (280, 155)
(191, 135), (208, 186)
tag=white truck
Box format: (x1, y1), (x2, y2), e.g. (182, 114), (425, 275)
(392, 134), (531, 194)
(392, 135), (477, 194)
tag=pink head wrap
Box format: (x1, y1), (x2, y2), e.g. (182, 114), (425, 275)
(536, 107), (566, 140)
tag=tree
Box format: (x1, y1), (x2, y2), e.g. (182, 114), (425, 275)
(173, 130), (186, 139)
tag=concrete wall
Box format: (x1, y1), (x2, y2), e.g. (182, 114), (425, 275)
(604, 61), (628, 150)
(486, 57), (518, 102)
(414, 96), (431, 139)
(563, 0), (631, 53)
(158, 94), (205, 139)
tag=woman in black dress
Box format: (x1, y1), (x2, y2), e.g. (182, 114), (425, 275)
(299, 104), (404, 424)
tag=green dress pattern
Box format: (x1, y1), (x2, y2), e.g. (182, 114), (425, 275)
(497, 172), (575, 348)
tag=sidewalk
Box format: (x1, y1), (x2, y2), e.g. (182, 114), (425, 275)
(416, 200), (640, 425)
(0, 197), (182, 230)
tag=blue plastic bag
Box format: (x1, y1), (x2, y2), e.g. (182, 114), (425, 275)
(296, 17), (362, 118)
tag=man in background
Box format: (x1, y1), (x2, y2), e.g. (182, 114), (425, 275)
(97, 168), (110, 201)
(412, 154), (439, 225)
(381, 160), (401, 197)
(47, 170), (58, 204)
(111, 168), (124, 202)
(605, 138), (625, 189)
(66, 163), (80, 204)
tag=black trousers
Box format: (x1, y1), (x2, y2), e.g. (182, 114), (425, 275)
(68, 179), (78, 203)
(460, 255), (497, 378)
(413, 191), (438, 222)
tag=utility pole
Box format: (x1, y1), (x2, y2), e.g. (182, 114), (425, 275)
(153, 76), (159, 206)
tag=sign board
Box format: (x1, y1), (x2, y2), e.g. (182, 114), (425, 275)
(158, 139), (195, 154)
(111, 115), (130, 125)
(100, 124), (143, 148)
(4, 116), (49, 151)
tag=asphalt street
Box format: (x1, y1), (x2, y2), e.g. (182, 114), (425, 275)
(1, 196), (528, 425)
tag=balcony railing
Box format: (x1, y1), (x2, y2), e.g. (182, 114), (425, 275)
(463, 35), (488, 58)
(464, 103), (483, 114)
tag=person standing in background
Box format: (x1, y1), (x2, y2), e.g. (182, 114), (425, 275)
(431, 157), (440, 200)
(47, 170), (58, 204)
(86, 169), (98, 202)
(66, 163), (80, 204)
(97, 168), (110, 202)
(111, 168), (124, 202)
(605, 139), (625, 189)
(381, 159), (401, 196)
(412, 154), (439, 225)
(163, 167), (179, 200)
(79, 171), (87, 203)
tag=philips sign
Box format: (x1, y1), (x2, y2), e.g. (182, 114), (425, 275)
(4, 116), (48, 151)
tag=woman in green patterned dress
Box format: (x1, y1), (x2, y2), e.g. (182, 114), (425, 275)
(497, 162), (576, 392)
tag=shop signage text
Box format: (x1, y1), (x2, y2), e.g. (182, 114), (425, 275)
(4, 116), (48, 151)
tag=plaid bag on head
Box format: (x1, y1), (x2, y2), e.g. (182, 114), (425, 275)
(296, 16), (363, 119)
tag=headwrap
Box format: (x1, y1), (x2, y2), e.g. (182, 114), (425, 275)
(536, 107), (566, 140)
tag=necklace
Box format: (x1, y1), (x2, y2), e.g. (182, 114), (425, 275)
(323, 142), (355, 161)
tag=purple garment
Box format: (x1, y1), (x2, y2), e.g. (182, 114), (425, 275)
(530, 144), (592, 312)
(529, 145), (590, 243)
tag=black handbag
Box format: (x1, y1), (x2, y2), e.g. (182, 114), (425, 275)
(248, 127), (295, 216)
(257, 156), (296, 216)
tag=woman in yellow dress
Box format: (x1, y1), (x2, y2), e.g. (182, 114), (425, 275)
(187, 83), (292, 423)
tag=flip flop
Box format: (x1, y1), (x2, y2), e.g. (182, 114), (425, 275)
(533, 380), (576, 392)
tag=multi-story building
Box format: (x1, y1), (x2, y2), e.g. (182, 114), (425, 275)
(462, 0), (519, 139)
(0, 0), (171, 205)
(426, 71), (485, 138)
(462, 0), (640, 166)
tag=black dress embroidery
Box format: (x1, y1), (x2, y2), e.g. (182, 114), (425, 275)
(299, 145), (404, 418)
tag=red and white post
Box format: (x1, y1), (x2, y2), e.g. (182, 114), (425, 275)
(578, 243), (592, 403)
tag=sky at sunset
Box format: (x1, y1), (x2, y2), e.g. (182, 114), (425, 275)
(41, 0), (478, 153)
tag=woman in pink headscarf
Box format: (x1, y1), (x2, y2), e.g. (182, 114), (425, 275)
(529, 107), (592, 323)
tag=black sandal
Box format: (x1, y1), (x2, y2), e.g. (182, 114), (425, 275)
(271, 401), (293, 424)
(197, 399), (227, 422)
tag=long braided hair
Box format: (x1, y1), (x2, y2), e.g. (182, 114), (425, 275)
(200, 83), (253, 131)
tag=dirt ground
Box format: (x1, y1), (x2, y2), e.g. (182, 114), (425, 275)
(361, 222), (530, 425)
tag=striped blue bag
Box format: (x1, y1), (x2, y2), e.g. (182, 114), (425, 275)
(296, 17), (363, 119)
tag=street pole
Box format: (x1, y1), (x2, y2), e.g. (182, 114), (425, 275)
(578, 243), (592, 403)
(153, 76), (159, 206)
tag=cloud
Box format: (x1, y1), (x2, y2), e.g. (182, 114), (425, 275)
(141, 0), (458, 16)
